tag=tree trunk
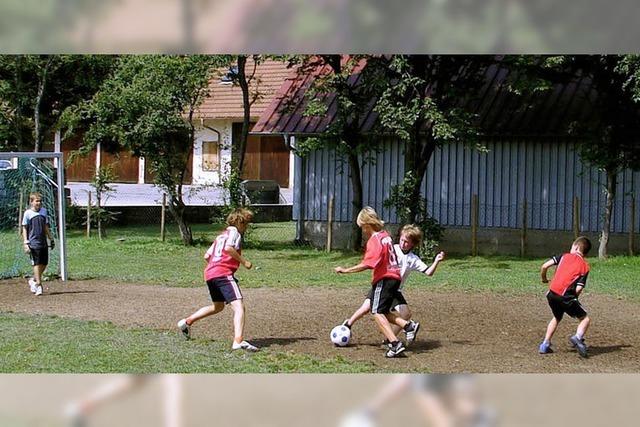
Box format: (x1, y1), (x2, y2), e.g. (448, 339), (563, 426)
(237, 55), (251, 173)
(167, 193), (193, 245)
(598, 169), (616, 259)
(33, 56), (53, 153)
(347, 151), (363, 251)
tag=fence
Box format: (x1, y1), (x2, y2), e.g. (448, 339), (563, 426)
(301, 193), (639, 256)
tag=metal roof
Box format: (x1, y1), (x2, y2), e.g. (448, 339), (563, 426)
(251, 58), (603, 137)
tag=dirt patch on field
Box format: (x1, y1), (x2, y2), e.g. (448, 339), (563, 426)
(1, 279), (639, 372)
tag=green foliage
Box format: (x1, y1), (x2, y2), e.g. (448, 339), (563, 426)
(0, 55), (115, 150)
(384, 171), (444, 257)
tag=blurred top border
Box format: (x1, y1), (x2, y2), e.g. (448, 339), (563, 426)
(1, 0), (638, 54)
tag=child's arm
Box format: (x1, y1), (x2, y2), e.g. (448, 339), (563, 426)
(335, 263), (370, 274)
(22, 226), (30, 253)
(540, 259), (556, 283)
(45, 224), (55, 248)
(203, 243), (215, 260)
(224, 246), (252, 269)
(574, 272), (589, 297)
(424, 251), (445, 276)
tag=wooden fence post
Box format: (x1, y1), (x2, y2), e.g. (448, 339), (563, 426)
(326, 196), (334, 252)
(86, 191), (92, 238)
(573, 196), (580, 239)
(520, 199), (527, 258)
(630, 195), (636, 256)
(18, 192), (24, 235)
(471, 194), (478, 256)
(160, 193), (167, 242)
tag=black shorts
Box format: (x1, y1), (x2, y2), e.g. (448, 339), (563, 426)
(29, 247), (48, 266)
(547, 290), (587, 320)
(369, 278), (402, 314)
(206, 276), (243, 304)
(365, 290), (407, 311)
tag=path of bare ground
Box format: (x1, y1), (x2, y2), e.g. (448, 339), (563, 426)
(1, 279), (639, 372)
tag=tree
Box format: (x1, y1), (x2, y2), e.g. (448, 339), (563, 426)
(293, 55), (388, 250)
(0, 55), (115, 151)
(63, 55), (224, 245)
(373, 55), (495, 226)
(511, 55), (640, 259)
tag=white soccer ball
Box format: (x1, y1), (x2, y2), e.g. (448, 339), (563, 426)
(330, 325), (351, 347)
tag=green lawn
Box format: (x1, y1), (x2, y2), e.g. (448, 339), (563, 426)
(4, 224), (640, 299)
(0, 312), (376, 373)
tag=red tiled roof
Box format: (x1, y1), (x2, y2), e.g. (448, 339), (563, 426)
(195, 58), (295, 121)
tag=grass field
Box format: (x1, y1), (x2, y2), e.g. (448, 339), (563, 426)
(2, 224), (640, 373)
(3, 223), (640, 298)
(0, 312), (376, 373)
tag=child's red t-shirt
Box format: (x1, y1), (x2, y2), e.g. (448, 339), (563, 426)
(549, 252), (590, 297)
(362, 230), (401, 284)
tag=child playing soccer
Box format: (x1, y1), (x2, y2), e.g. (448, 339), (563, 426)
(177, 208), (258, 351)
(335, 207), (420, 358)
(342, 224), (445, 347)
(538, 236), (592, 358)
(22, 192), (55, 296)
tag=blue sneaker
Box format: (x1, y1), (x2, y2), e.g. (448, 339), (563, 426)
(538, 341), (553, 354)
(569, 335), (588, 358)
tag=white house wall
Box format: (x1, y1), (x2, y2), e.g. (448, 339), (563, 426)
(192, 119), (233, 185)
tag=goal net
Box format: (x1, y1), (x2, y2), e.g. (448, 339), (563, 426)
(0, 152), (67, 281)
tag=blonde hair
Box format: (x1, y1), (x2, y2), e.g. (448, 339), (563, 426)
(226, 208), (254, 228)
(400, 224), (423, 246)
(356, 206), (384, 231)
(29, 192), (42, 202)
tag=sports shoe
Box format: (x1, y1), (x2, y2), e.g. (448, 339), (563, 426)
(569, 335), (588, 358)
(342, 319), (351, 329)
(177, 319), (190, 339)
(34, 285), (43, 296)
(385, 341), (406, 358)
(28, 278), (37, 293)
(232, 340), (259, 352)
(404, 320), (420, 345)
(538, 341), (553, 354)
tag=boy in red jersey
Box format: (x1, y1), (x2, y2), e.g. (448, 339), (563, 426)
(335, 207), (420, 358)
(177, 208), (258, 351)
(538, 236), (592, 358)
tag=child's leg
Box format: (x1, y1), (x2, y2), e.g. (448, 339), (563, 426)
(386, 312), (409, 330)
(373, 313), (399, 342)
(229, 299), (246, 344)
(346, 298), (371, 327)
(185, 302), (224, 326)
(543, 317), (559, 343)
(576, 315), (590, 339)
(33, 264), (44, 284)
(390, 304), (411, 335)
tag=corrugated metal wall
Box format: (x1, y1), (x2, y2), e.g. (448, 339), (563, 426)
(297, 138), (640, 233)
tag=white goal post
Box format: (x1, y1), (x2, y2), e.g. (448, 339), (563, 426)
(0, 151), (68, 281)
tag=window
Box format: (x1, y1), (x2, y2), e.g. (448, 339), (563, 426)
(202, 140), (220, 172)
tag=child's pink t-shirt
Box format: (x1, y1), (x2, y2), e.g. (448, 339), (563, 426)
(204, 226), (242, 280)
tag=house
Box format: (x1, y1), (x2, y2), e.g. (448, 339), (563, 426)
(252, 59), (640, 255)
(60, 58), (296, 205)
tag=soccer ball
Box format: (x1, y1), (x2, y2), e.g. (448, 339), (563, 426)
(330, 325), (351, 347)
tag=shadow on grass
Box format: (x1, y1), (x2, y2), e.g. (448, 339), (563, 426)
(47, 290), (97, 296)
(586, 344), (632, 357)
(251, 336), (317, 348)
(409, 339), (443, 353)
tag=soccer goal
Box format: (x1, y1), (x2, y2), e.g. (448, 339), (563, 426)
(0, 152), (68, 281)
